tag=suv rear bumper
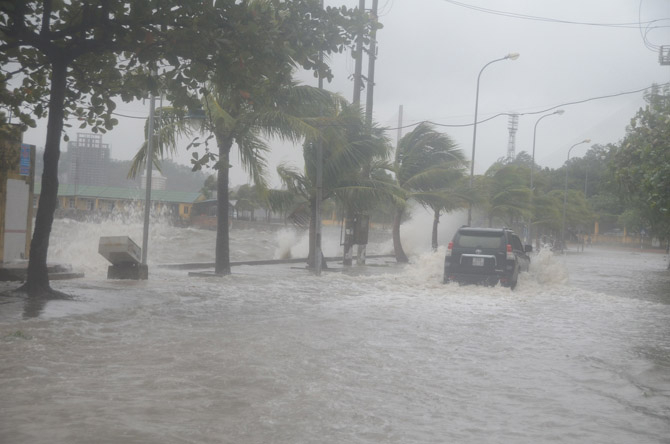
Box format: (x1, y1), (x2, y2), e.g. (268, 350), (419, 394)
(443, 259), (516, 286)
(443, 270), (514, 286)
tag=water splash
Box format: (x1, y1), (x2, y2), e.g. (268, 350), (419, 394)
(528, 247), (569, 286)
(273, 228), (301, 259)
(394, 206), (467, 257)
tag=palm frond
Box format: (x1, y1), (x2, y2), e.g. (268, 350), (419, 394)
(332, 177), (406, 211)
(396, 122), (465, 190)
(252, 111), (320, 143)
(266, 188), (305, 214)
(276, 164), (310, 199)
(403, 166), (463, 191)
(127, 107), (193, 179)
(235, 132), (270, 189)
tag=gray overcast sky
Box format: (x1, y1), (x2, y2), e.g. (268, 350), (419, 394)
(23, 0), (670, 187)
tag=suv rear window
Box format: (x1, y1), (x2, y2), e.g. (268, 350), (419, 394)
(455, 232), (504, 249)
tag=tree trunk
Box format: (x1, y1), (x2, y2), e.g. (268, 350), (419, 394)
(392, 207), (408, 263)
(307, 194), (317, 268)
(342, 210), (354, 266)
(307, 193), (327, 269)
(432, 209), (440, 252)
(215, 136), (233, 275)
(21, 60), (68, 297)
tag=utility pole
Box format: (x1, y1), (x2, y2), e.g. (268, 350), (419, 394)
(355, 0), (379, 266)
(344, 0), (366, 266)
(141, 87), (156, 266)
(352, 0), (366, 106)
(365, 0), (378, 127)
(397, 105), (403, 151)
(314, 0), (324, 276)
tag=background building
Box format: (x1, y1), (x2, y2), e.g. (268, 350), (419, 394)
(140, 170), (168, 191)
(66, 133), (110, 187)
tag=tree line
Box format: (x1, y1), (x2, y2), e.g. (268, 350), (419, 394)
(2, 1), (668, 298)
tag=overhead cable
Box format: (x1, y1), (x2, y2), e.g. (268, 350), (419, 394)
(441, 0), (670, 29)
(386, 82), (670, 131)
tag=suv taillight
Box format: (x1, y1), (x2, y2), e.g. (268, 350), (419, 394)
(446, 242), (453, 257)
(506, 244), (514, 260)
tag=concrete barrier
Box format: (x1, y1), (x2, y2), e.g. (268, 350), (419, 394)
(98, 236), (147, 280)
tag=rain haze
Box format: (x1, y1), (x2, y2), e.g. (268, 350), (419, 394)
(21, 0), (670, 187)
(4, 2), (670, 443)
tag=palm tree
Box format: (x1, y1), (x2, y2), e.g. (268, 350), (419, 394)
(271, 101), (392, 268)
(130, 79), (331, 275)
(128, 106), (193, 180)
(391, 123), (466, 262)
(201, 81), (335, 274)
(418, 177), (470, 251)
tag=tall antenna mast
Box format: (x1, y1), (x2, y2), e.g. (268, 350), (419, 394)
(506, 113), (519, 161)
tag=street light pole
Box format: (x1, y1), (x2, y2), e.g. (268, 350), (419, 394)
(141, 89), (156, 266)
(467, 52), (520, 226)
(528, 109), (564, 244)
(561, 139), (591, 252)
(530, 110), (564, 191)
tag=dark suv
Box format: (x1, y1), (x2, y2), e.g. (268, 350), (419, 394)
(443, 227), (532, 289)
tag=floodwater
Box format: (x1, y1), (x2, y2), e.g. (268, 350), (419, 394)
(1, 215), (669, 444)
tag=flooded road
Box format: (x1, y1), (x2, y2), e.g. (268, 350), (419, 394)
(1, 218), (669, 443)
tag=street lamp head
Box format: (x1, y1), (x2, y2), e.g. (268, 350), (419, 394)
(506, 52), (520, 60)
(583, 138), (591, 143)
(554, 109), (565, 115)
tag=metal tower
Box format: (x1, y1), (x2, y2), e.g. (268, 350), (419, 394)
(659, 46), (670, 65)
(506, 113), (519, 161)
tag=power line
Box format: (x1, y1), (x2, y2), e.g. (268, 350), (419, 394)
(107, 83), (669, 130)
(638, 0), (669, 53)
(112, 111), (147, 119)
(378, 0), (394, 17)
(385, 82), (669, 131)
(441, 0), (670, 29)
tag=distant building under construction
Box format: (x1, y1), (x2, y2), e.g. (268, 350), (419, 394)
(506, 113), (519, 161)
(66, 133), (110, 187)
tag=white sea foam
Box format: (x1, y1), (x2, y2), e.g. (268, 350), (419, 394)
(273, 228), (301, 259)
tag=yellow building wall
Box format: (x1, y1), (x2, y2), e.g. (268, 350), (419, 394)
(179, 203), (193, 220)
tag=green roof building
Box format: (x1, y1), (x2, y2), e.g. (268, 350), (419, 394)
(34, 183), (203, 224)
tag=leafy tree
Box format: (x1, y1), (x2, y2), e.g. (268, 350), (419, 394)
(1, 0), (208, 297)
(200, 174), (218, 200)
(232, 184), (263, 220)
(548, 187), (594, 245)
(391, 123), (465, 262)
(508, 151), (535, 169)
(530, 193), (562, 237)
(610, 84), (670, 248)
(480, 162), (531, 230)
